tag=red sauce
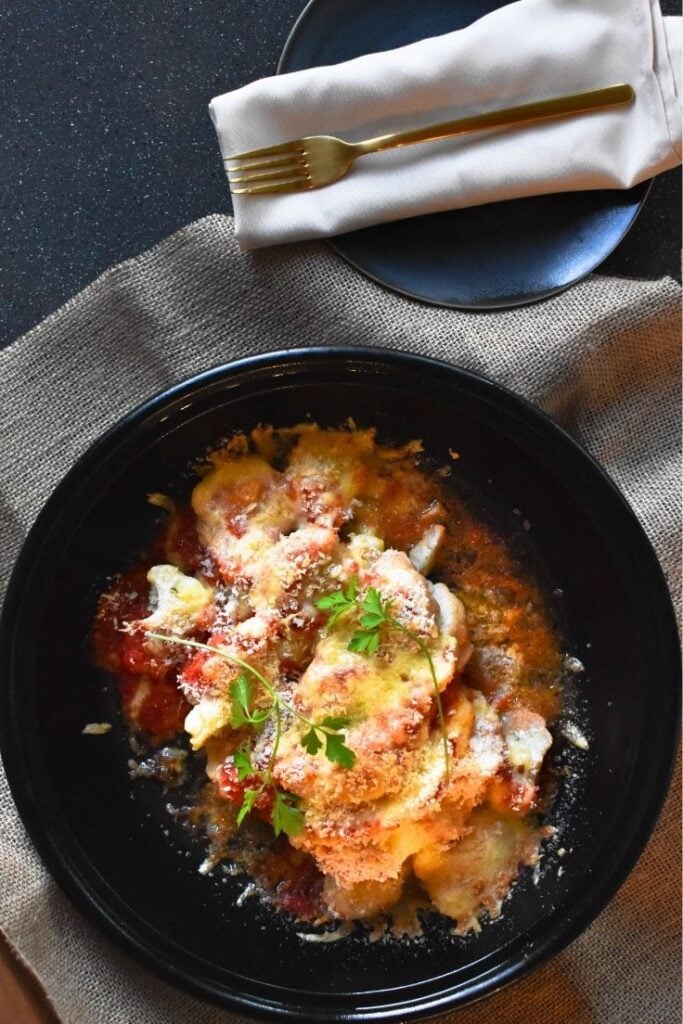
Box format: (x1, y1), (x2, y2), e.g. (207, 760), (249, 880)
(180, 649), (211, 690)
(254, 845), (324, 920)
(164, 508), (209, 576)
(217, 764), (275, 822)
(93, 564), (190, 741)
(353, 466), (444, 551)
(119, 670), (189, 737)
(273, 858), (324, 919)
(91, 564), (151, 673)
(440, 499), (562, 721)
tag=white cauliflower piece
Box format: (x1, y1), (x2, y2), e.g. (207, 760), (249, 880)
(184, 698), (231, 750)
(501, 708), (552, 775)
(408, 523), (446, 576)
(139, 564), (212, 635)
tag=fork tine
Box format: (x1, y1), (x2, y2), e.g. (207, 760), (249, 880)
(229, 176), (313, 196)
(225, 152), (303, 173)
(226, 139), (301, 161)
(228, 163), (308, 186)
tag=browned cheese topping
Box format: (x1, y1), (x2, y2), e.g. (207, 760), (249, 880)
(94, 425), (564, 935)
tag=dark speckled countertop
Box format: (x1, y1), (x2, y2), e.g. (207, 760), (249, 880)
(2, 0), (680, 350)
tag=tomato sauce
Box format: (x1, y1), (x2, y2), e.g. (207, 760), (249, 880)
(93, 535), (194, 742)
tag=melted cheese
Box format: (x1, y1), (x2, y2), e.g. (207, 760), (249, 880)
(167, 427), (555, 929)
(192, 456), (297, 580)
(413, 807), (539, 932)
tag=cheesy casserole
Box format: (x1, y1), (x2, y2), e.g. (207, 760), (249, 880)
(94, 425), (563, 935)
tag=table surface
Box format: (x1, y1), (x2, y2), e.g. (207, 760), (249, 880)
(0, 0), (681, 1019)
(2, 0), (681, 352)
(0, 932), (59, 1024)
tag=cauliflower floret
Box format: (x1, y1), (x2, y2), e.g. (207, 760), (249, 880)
(178, 615), (277, 705)
(340, 532), (384, 577)
(408, 523), (446, 576)
(488, 708), (552, 814)
(430, 582), (473, 674)
(322, 869), (408, 920)
(363, 549), (439, 638)
(502, 708), (552, 775)
(138, 565), (212, 635)
(184, 698), (231, 751)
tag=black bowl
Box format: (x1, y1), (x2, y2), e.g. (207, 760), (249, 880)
(0, 348), (679, 1022)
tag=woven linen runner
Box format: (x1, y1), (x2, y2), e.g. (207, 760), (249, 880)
(0, 214), (680, 1024)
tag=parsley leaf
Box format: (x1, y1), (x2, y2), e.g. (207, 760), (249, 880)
(272, 790), (304, 837)
(229, 673), (253, 727)
(316, 591), (349, 610)
(233, 748), (254, 781)
(319, 715), (351, 731)
(358, 587), (392, 629)
(348, 630), (380, 655)
(359, 610), (384, 629)
(236, 787), (261, 826)
(300, 726), (323, 756)
(324, 732), (356, 769)
(229, 673), (269, 727)
(316, 577), (360, 630)
(300, 716), (355, 766)
(362, 587), (384, 616)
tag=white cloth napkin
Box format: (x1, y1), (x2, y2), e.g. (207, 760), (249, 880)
(209, 0), (682, 250)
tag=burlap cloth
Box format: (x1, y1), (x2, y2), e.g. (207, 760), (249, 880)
(0, 214), (680, 1023)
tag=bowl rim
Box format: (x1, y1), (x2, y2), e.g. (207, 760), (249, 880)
(0, 345), (679, 1022)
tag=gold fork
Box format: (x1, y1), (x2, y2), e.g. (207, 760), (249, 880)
(225, 83), (634, 195)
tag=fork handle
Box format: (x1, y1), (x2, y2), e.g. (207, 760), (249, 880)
(354, 84), (635, 155)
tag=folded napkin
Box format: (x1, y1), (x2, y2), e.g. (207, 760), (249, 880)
(210, 0), (682, 250)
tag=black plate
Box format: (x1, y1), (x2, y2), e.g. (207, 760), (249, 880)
(278, 0), (651, 309)
(0, 349), (679, 1021)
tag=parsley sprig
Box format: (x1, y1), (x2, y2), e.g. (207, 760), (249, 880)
(143, 631), (356, 836)
(232, 745), (302, 836)
(317, 579), (451, 774)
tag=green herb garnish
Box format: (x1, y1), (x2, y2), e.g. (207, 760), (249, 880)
(317, 579), (450, 775)
(143, 631), (356, 836)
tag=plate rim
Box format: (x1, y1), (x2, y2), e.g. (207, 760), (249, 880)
(0, 347), (679, 1021)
